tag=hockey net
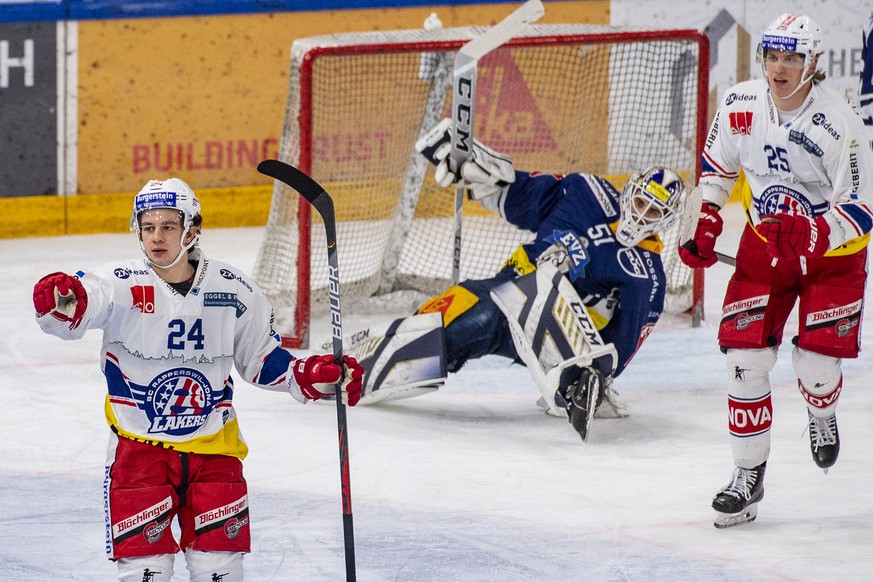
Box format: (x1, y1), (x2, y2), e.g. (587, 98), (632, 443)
(253, 24), (709, 347)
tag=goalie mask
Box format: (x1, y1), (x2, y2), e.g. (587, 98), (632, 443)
(756, 14), (823, 98)
(615, 167), (684, 248)
(131, 178), (202, 268)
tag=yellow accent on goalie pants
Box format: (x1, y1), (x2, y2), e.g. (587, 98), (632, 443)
(418, 285), (480, 327)
(502, 244), (537, 275)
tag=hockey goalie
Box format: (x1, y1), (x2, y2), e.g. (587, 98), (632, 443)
(339, 118), (684, 442)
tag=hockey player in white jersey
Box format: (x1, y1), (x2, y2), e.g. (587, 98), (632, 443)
(32, 178), (364, 582)
(679, 14), (873, 528)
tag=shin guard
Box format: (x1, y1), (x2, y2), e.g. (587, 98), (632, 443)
(725, 348), (776, 469)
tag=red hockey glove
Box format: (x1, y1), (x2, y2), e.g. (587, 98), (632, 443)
(33, 272), (88, 330)
(293, 354), (363, 406)
(678, 204), (723, 268)
(756, 214), (830, 260)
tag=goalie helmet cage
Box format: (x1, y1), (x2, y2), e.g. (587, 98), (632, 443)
(253, 24), (710, 348)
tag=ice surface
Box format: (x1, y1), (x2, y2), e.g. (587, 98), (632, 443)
(2, 204), (871, 580)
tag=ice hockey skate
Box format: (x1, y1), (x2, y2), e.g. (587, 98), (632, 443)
(711, 462), (766, 529)
(556, 367), (603, 442)
(537, 377), (629, 419)
(808, 411), (840, 473)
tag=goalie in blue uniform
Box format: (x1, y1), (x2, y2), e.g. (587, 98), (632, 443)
(345, 118), (684, 442)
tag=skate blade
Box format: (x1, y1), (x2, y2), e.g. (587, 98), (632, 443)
(713, 503), (758, 529)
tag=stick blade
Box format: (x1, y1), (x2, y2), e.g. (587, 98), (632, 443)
(257, 159), (325, 205)
(677, 185), (704, 250)
(459, 0), (545, 59)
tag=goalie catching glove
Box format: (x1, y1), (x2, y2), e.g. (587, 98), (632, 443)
(293, 354), (364, 406)
(415, 117), (515, 202)
(33, 271), (88, 330)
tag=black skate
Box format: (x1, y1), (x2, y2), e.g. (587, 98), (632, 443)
(556, 367), (603, 442)
(712, 462), (766, 529)
(808, 411), (840, 473)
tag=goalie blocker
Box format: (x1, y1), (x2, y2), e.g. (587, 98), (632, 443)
(335, 262), (621, 441)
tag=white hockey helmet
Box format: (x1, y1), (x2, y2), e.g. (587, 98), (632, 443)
(615, 167), (684, 248)
(130, 178), (201, 230)
(131, 178), (202, 268)
(757, 14), (823, 93)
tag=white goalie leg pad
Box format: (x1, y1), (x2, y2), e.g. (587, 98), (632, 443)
(725, 348), (777, 469)
(184, 550), (244, 582)
(491, 262), (617, 417)
(345, 312), (447, 404)
(593, 375), (630, 419)
(792, 346), (842, 417)
(116, 554), (175, 582)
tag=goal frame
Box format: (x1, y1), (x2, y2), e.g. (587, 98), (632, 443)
(268, 26), (710, 347)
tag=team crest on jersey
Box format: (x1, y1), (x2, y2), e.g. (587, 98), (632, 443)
(545, 230), (589, 281)
(756, 185), (821, 217)
(144, 368), (215, 435)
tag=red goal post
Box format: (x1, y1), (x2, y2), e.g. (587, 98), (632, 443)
(253, 24), (710, 348)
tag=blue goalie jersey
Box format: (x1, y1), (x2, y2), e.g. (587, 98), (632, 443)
(501, 171), (666, 376)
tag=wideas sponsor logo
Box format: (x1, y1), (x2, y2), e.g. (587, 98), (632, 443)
(114, 267), (149, 279)
(725, 92), (756, 105)
(811, 112), (841, 141)
(219, 268), (253, 293)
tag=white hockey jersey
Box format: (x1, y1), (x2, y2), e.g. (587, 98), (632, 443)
(700, 79), (873, 253)
(36, 251), (307, 459)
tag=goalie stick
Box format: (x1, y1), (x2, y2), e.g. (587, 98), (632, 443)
(677, 186), (736, 267)
(257, 159), (357, 582)
(449, 0), (545, 284)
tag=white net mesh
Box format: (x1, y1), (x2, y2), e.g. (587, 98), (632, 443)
(253, 25), (708, 346)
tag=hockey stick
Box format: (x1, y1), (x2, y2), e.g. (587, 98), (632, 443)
(257, 159), (357, 582)
(379, 14), (453, 294)
(449, 0), (545, 284)
(677, 186), (736, 267)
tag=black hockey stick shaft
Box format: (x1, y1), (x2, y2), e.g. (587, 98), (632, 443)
(257, 159), (357, 582)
